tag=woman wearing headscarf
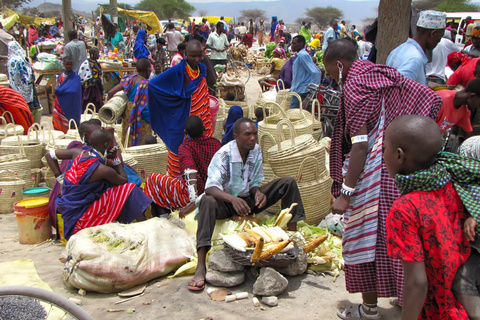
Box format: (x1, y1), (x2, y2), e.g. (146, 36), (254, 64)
(446, 51), (479, 88)
(7, 41), (41, 112)
(134, 30), (151, 61)
(258, 46), (286, 92)
(221, 105), (243, 145)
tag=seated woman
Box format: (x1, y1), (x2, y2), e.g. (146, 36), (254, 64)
(258, 46), (286, 92)
(46, 128), (152, 240)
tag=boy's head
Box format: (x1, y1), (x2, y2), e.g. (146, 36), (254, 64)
(465, 78), (480, 110)
(254, 107), (268, 122)
(156, 37), (166, 49)
(384, 115), (442, 178)
(184, 115), (205, 139)
(225, 92), (235, 101)
(89, 47), (99, 60)
(63, 56), (74, 72)
(153, 61), (162, 74)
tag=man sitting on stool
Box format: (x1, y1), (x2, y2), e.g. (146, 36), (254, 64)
(188, 117), (306, 291)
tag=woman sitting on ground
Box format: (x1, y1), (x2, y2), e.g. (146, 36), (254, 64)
(47, 128), (152, 240)
(258, 46), (286, 92)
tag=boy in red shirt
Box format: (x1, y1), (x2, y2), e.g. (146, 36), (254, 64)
(384, 115), (480, 320)
(436, 78), (480, 134)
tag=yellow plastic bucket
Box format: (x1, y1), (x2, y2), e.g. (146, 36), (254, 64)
(56, 213), (66, 244)
(14, 198), (51, 244)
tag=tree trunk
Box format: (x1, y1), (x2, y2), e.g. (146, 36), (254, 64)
(62, 0), (73, 42)
(110, 0), (118, 23)
(376, 0), (411, 64)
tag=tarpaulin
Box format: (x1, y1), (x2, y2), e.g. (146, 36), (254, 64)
(1, 8), (56, 29)
(188, 16), (233, 24)
(117, 8), (163, 34)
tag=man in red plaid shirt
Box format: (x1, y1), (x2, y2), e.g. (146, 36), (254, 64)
(145, 115), (221, 217)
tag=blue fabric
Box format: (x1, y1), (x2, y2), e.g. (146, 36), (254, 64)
(271, 21), (278, 38)
(148, 59), (207, 154)
(221, 105), (243, 145)
(290, 49), (321, 95)
(55, 71), (82, 126)
(134, 30), (150, 60)
(386, 38), (428, 85)
(56, 151), (107, 239)
(125, 164), (142, 186)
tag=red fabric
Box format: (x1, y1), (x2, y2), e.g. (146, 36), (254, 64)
(144, 173), (189, 209)
(387, 182), (470, 320)
(447, 57), (480, 88)
(179, 136), (221, 195)
(52, 72), (68, 133)
(330, 60), (442, 196)
(447, 52), (472, 70)
(0, 86), (34, 133)
(65, 156), (98, 185)
(435, 90), (472, 133)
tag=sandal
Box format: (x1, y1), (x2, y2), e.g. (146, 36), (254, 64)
(337, 304), (381, 320)
(389, 298), (401, 307)
(187, 278), (205, 291)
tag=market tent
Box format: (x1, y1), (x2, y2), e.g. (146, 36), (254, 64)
(189, 16), (233, 24)
(117, 8), (163, 33)
(1, 8), (56, 29)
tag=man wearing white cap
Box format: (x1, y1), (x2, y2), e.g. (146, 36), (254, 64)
(386, 10), (446, 85)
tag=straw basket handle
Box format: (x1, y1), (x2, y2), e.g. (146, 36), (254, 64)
(2, 111), (16, 124)
(277, 79), (285, 90)
(0, 116), (7, 126)
(275, 119), (296, 150)
(15, 135), (26, 156)
(84, 103), (97, 116)
(124, 125), (132, 148)
(296, 156), (320, 182)
(3, 123), (18, 139)
(27, 123), (41, 141)
(311, 99), (321, 122)
(281, 92), (306, 118)
(68, 119), (80, 139)
(263, 101), (287, 123)
(259, 132), (276, 162)
(218, 98), (227, 117)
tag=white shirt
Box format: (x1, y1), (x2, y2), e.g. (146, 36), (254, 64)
(164, 30), (184, 51)
(206, 32), (229, 60)
(426, 38), (459, 81)
(463, 44), (480, 57)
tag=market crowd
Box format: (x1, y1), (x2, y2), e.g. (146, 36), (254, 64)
(1, 8), (480, 320)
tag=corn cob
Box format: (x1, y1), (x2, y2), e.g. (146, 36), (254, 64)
(237, 232), (256, 247)
(259, 239), (291, 260)
(252, 227), (273, 243)
(245, 228), (262, 240)
(250, 238), (264, 264)
(303, 235), (328, 253)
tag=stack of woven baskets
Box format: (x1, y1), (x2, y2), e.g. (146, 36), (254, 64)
(266, 120), (332, 226)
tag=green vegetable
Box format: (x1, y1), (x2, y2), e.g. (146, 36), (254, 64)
(315, 51), (324, 69)
(264, 43), (277, 59)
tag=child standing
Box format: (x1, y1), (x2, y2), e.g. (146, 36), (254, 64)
(384, 114), (477, 320)
(53, 56), (82, 133)
(78, 47), (104, 112)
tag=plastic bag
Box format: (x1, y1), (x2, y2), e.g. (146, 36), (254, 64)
(318, 213), (344, 237)
(63, 218), (196, 293)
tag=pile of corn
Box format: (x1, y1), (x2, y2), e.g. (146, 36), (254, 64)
(228, 46), (248, 62)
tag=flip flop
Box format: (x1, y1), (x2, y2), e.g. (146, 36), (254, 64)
(188, 278), (205, 291)
(337, 304), (381, 320)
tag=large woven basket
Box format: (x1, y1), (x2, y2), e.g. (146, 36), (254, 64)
(0, 112), (25, 142)
(0, 170), (25, 214)
(258, 101), (313, 141)
(80, 103), (99, 123)
(267, 120), (326, 183)
(0, 129), (45, 169)
(41, 167), (56, 188)
(275, 79), (291, 109)
(279, 91), (303, 111)
(38, 120), (66, 144)
(258, 132), (281, 214)
(123, 127), (168, 181)
(0, 149), (32, 189)
(310, 99), (322, 141)
(296, 157), (333, 225)
(65, 119), (81, 140)
(223, 100), (250, 118)
(98, 91), (128, 124)
(213, 99), (228, 141)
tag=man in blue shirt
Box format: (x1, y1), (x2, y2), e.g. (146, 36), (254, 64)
(290, 35), (321, 109)
(386, 10), (446, 85)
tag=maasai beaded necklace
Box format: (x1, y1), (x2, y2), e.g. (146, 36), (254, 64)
(186, 64), (200, 79)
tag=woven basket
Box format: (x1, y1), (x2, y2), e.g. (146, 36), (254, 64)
(38, 120), (66, 144)
(122, 153), (138, 171)
(296, 157), (333, 225)
(258, 133), (281, 214)
(279, 91), (304, 112)
(0, 146), (32, 189)
(275, 79), (291, 109)
(267, 120), (326, 183)
(311, 99), (322, 141)
(0, 128), (45, 169)
(0, 112), (25, 140)
(213, 99), (228, 141)
(256, 59), (272, 73)
(0, 169), (25, 214)
(41, 167), (56, 188)
(223, 100), (250, 118)
(122, 127), (168, 182)
(65, 119), (81, 140)
(98, 91), (128, 124)
(258, 101), (313, 141)
(80, 103), (99, 123)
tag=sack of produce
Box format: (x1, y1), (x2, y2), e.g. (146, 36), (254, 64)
(63, 218), (196, 293)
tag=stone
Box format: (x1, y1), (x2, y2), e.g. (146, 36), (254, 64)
(205, 269), (245, 287)
(261, 296), (278, 307)
(275, 247), (308, 276)
(208, 249), (245, 272)
(252, 267), (288, 296)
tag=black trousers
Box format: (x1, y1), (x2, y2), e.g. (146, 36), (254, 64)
(196, 177), (306, 249)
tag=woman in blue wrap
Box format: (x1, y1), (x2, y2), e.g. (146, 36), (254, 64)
(134, 30), (151, 61)
(221, 105), (243, 145)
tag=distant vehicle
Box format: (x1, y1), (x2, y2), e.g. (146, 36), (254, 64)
(446, 12), (480, 48)
(159, 20), (188, 35)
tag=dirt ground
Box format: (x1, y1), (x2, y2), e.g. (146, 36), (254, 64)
(0, 55), (402, 320)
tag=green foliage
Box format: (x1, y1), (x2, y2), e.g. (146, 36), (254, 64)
(304, 6), (343, 29)
(434, 0), (479, 11)
(135, 0), (194, 20)
(4, 0), (32, 9)
(95, 3), (132, 17)
(315, 50), (324, 68)
(264, 42), (277, 58)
